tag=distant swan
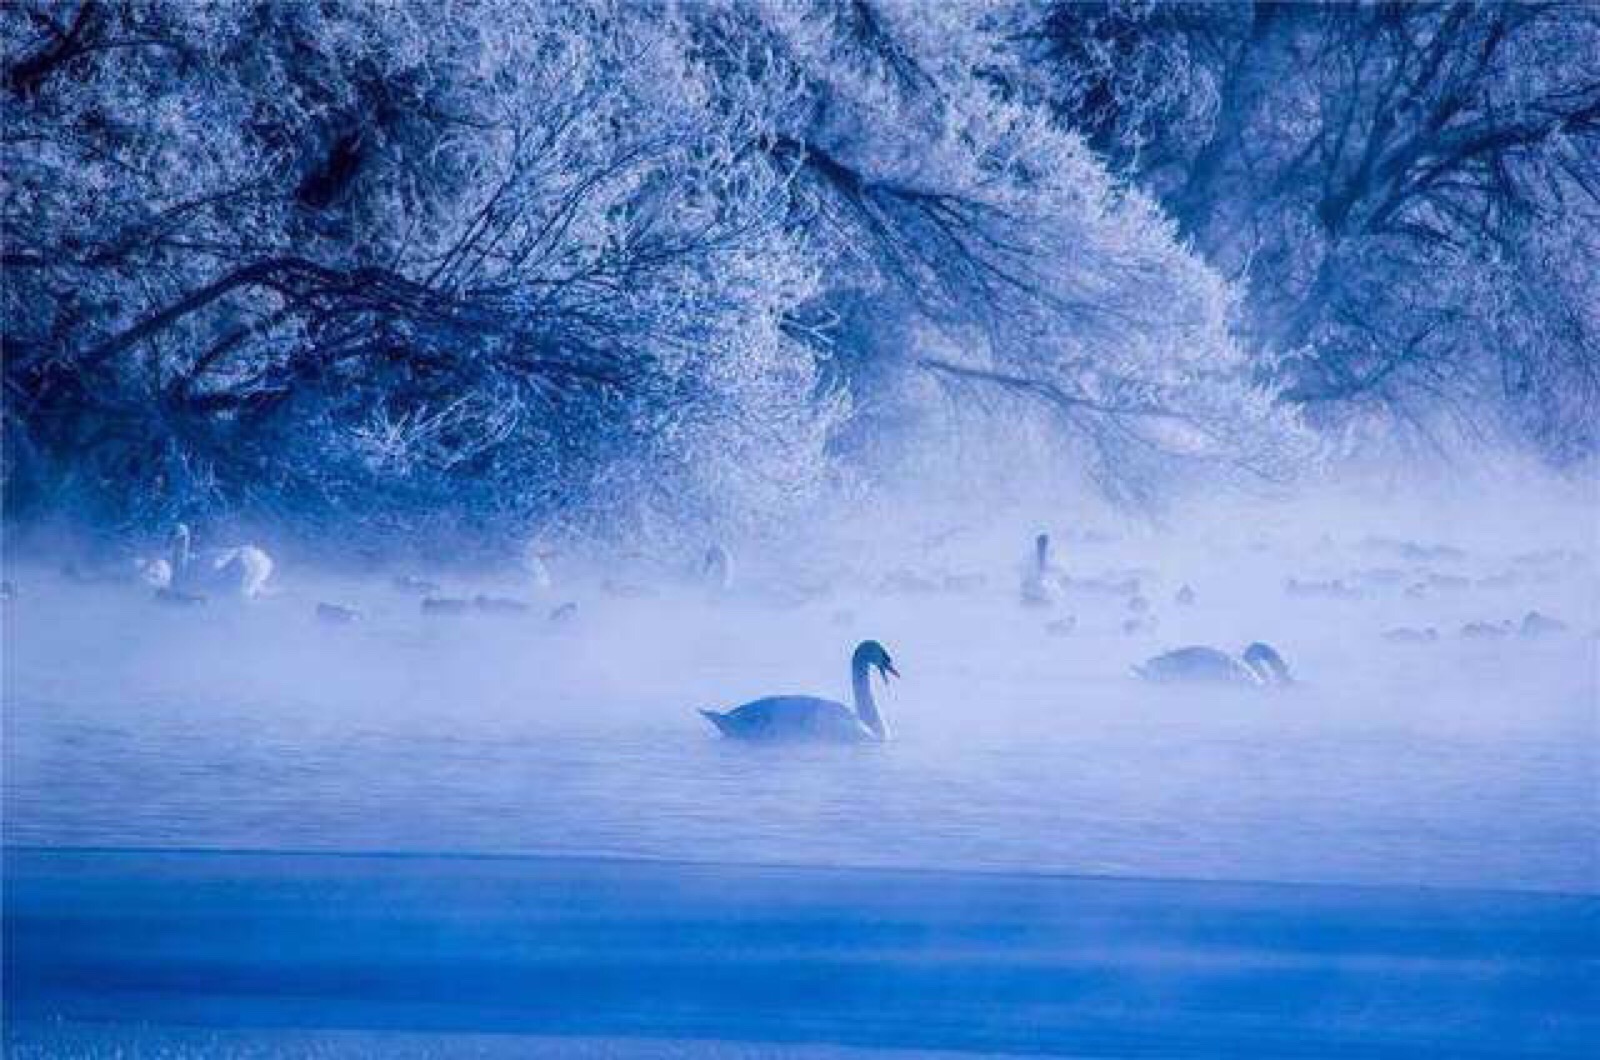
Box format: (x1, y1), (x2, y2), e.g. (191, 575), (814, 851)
(168, 523), (274, 600)
(1134, 642), (1292, 686)
(1020, 532), (1064, 606)
(521, 540), (554, 591)
(700, 640), (898, 743)
(701, 543), (733, 593)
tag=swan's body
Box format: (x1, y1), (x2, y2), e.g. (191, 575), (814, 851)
(316, 602), (362, 624)
(1020, 533), (1066, 606)
(1135, 642), (1292, 687)
(199, 545), (274, 598)
(701, 640), (897, 744)
(134, 556), (173, 589)
(474, 594), (530, 614)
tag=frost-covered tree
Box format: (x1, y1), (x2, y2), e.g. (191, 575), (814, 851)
(3, 0), (1311, 546)
(1018, 0), (1600, 463)
(2, 0), (838, 546)
(693, 0), (1311, 501)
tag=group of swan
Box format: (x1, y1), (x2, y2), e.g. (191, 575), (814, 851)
(701, 633), (1293, 744)
(140, 523), (274, 602)
(704, 526), (1304, 744)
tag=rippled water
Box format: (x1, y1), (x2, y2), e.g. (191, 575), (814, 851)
(4, 518), (1596, 893)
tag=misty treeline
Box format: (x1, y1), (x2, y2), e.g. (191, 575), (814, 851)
(3, 1), (1595, 551)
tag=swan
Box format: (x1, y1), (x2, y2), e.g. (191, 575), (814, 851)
(168, 523), (273, 599)
(521, 540), (554, 591)
(474, 594), (530, 614)
(701, 544), (733, 593)
(1521, 611), (1567, 636)
(1461, 619), (1513, 639)
(1383, 626), (1438, 644)
(700, 640), (898, 743)
(1020, 533), (1065, 606)
(1134, 642), (1292, 686)
(316, 602), (362, 624)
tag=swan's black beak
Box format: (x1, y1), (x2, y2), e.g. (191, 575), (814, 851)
(882, 661), (900, 681)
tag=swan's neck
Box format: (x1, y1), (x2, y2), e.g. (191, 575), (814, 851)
(851, 663), (887, 741)
(1035, 538), (1049, 573)
(171, 532), (191, 575)
(1241, 655), (1275, 686)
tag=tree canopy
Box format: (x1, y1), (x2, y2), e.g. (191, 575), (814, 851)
(3, 1), (1590, 548)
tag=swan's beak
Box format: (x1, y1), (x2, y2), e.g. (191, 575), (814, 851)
(882, 661), (900, 681)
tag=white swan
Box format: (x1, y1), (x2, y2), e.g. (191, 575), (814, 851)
(168, 523), (274, 599)
(700, 640), (898, 743)
(701, 543), (733, 593)
(1020, 532), (1065, 606)
(521, 540), (554, 591)
(1134, 642), (1292, 686)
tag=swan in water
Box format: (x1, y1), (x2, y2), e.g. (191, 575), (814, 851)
(700, 640), (898, 743)
(165, 523), (274, 600)
(1383, 626), (1438, 644)
(316, 602), (362, 624)
(1134, 642), (1292, 686)
(1020, 533), (1065, 606)
(1521, 610), (1567, 636)
(700, 544), (733, 593)
(474, 594), (530, 614)
(521, 540), (554, 591)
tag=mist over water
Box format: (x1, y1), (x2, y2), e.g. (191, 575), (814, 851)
(4, 472), (1596, 894)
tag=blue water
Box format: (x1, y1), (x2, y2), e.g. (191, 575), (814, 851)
(6, 848), (1597, 1056)
(3, 522), (1598, 1055)
(3, 533), (1597, 893)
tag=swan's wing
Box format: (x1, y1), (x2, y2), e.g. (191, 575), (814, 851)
(208, 546), (273, 596)
(716, 696), (863, 741)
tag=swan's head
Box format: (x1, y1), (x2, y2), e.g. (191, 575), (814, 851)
(853, 639), (899, 682)
(1242, 642), (1292, 685)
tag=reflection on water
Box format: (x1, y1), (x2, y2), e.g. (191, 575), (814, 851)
(3, 516), (1597, 893)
